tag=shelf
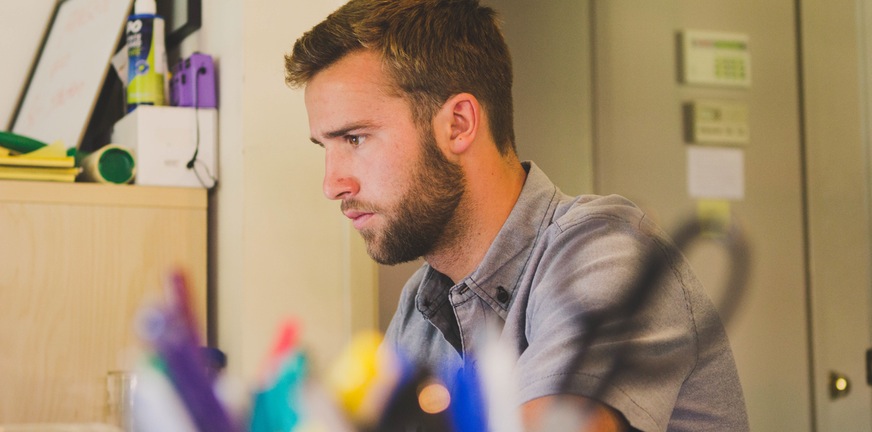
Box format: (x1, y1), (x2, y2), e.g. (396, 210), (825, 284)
(0, 180), (207, 209)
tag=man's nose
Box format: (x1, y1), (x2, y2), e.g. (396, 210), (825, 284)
(322, 149), (359, 200)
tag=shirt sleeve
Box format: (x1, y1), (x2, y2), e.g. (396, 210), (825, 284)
(515, 212), (700, 432)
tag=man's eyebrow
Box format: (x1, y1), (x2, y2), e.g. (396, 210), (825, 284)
(310, 122), (375, 146)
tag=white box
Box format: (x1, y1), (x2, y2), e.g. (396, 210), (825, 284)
(111, 105), (217, 188)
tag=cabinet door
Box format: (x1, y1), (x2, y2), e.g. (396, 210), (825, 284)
(0, 182), (207, 423)
(801, 0), (872, 430)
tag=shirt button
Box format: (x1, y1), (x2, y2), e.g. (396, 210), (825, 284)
(496, 286), (510, 304)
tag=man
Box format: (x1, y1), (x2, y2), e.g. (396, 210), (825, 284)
(285, 1), (749, 431)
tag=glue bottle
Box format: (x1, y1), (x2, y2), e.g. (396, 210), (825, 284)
(126, 0), (167, 112)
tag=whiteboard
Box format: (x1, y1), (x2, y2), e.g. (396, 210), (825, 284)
(11, 0), (132, 150)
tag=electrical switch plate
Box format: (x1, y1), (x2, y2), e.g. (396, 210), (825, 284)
(684, 100), (750, 145)
(679, 30), (751, 88)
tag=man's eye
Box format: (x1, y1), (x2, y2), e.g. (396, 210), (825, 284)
(346, 135), (365, 147)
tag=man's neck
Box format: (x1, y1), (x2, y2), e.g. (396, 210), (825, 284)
(426, 156), (527, 283)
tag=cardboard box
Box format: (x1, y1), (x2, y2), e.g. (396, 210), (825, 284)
(111, 105), (217, 188)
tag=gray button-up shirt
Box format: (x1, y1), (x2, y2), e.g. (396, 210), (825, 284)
(385, 162), (749, 432)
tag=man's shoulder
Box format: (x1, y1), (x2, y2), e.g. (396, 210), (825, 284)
(555, 193), (641, 218)
(549, 193), (660, 237)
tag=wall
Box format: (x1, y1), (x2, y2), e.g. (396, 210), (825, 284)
(186, 0), (377, 382)
(494, 0), (594, 197)
(592, 0), (810, 430)
(590, 1), (872, 429)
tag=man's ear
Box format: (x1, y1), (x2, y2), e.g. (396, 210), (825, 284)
(439, 93), (480, 155)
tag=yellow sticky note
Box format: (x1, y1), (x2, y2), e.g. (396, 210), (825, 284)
(697, 200), (731, 238)
(18, 141), (67, 159)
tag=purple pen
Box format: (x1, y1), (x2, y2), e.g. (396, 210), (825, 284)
(139, 269), (238, 432)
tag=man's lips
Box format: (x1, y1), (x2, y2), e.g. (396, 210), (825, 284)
(343, 209), (375, 229)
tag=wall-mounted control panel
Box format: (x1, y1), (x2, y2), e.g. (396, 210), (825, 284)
(679, 30), (751, 88)
(684, 99), (750, 145)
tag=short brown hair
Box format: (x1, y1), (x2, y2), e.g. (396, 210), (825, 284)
(285, 0), (516, 155)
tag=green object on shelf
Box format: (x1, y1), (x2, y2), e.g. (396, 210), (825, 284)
(98, 147), (136, 184)
(0, 131), (48, 154)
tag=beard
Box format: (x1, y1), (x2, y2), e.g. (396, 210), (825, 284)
(342, 129), (466, 265)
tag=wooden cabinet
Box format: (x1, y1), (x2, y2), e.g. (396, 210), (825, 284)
(0, 181), (207, 423)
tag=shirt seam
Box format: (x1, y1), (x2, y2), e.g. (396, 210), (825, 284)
(650, 237), (702, 385)
(638, 213), (702, 381)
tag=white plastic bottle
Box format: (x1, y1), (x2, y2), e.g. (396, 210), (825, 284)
(126, 0), (167, 112)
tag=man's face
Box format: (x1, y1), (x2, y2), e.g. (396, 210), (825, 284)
(305, 50), (465, 265)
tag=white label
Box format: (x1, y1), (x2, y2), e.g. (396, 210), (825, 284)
(687, 146), (745, 200)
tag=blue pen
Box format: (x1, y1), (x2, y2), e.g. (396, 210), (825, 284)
(446, 358), (488, 432)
